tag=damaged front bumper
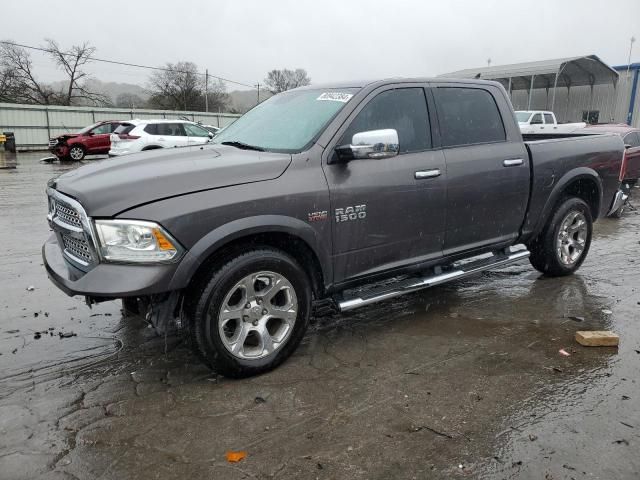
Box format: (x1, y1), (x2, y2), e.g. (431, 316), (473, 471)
(42, 233), (180, 299)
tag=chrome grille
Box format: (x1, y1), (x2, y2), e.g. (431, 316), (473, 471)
(48, 138), (58, 147)
(62, 234), (93, 265)
(47, 189), (98, 271)
(53, 200), (83, 229)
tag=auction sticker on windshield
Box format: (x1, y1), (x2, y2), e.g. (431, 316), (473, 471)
(317, 92), (353, 102)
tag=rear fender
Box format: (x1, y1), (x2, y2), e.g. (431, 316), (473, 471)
(530, 167), (602, 239)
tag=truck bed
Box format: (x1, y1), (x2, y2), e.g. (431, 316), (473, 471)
(521, 132), (624, 238)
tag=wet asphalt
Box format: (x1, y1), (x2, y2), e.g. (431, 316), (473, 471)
(0, 151), (639, 479)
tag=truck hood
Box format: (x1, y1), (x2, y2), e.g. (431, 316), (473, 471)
(51, 145), (292, 216)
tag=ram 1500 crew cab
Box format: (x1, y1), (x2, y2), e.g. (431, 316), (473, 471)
(516, 110), (586, 134)
(43, 78), (625, 377)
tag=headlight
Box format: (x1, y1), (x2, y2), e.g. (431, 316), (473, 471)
(94, 220), (183, 263)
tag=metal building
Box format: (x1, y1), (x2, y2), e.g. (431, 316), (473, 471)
(441, 56), (640, 127)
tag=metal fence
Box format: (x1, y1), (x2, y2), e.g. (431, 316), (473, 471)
(0, 103), (241, 150)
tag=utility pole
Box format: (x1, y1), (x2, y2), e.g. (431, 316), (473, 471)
(205, 69), (209, 112)
(487, 58), (491, 68)
(626, 37), (635, 125)
(256, 83), (260, 105)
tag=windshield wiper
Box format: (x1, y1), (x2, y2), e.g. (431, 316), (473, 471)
(220, 141), (265, 152)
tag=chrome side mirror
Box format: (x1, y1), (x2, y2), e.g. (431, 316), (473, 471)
(335, 129), (399, 162)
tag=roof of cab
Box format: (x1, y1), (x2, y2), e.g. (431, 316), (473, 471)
(293, 77), (504, 91)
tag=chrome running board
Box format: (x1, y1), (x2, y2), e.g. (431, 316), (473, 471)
(337, 249), (530, 312)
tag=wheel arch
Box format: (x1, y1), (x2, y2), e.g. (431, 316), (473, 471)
(168, 215), (331, 298)
(532, 168), (602, 238)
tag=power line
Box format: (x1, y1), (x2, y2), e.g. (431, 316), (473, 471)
(0, 40), (256, 89)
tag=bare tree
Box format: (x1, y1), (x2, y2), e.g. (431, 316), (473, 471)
(0, 39), (108, 106)
(203, 78), (230, 112)
(45, 39), (108, 106)
(264, 68), (311, 94)
(115, 92), (144, 109)
(147, 62), (204, 111)
(0, 41), (57, 104)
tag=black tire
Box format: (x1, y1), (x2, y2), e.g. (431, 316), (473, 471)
(68, 145), (85, 161)
(184, 248), (311, 378)
(527, 197), (592, 277)
(122, 297), (140, 316)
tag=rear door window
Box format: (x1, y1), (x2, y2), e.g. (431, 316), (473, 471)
(157, 123), (186, 136)
(339, 88), (431, 154)
(143, 124), (158, 135)
(543, 113), (554, 124)
(434, 87), (506, 147)
(91, 123), (112, 135)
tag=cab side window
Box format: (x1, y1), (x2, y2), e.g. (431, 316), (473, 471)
(530, 113), (543, 124)
(339, 88), (431, 154)
(434, 87), (506, 147)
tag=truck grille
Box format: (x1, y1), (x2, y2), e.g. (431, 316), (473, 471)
(47, 189), (98, 271)
(53, 199), (83, 229)
(61, 234), (94, 265)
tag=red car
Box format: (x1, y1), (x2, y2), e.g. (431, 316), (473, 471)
(581, 124), (640, 183)
(48, 120), (127, 161)
(582, 124), (640, 216)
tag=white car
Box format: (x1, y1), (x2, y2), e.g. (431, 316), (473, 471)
(109, 119), (214, 157)
(515, 110), (586, 135)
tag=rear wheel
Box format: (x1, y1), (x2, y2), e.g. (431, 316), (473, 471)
(528, 197), (592, 276)
(68, 145), (85, 161)
(185, 248), (311, 378)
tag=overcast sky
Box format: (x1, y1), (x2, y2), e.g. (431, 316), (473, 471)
(2, 0), (639, 90)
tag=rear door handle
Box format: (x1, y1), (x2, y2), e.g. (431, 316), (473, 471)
(503, 159), (523, 167)
(415, 169), (441, 179)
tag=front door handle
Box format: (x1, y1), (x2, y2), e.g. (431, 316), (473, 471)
(415, 169), (441, 179)
(503, 159), (523, 167)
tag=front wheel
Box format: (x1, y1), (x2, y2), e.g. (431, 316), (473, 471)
(68, 145), (85, 161)
(185, 248), (311, 378)
(528, 197), (593, 276)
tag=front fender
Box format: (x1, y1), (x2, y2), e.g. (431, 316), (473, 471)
(167, 215), (331, 291)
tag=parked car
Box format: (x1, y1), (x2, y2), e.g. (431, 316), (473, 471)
(201, 124), (221, 135)
(108, 119), (214, 157)
(43, 78), (625, 378)
(516, 110), (586, 134)
(49, 121), (127, 161)
(581, 124), (640, 217)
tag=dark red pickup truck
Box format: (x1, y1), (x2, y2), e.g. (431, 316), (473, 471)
(49, 121), (126, 161)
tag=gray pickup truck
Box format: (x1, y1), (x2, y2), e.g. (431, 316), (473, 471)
(43, 78), (625, 377)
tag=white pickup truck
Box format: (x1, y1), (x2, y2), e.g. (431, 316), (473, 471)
(516, 110), (586, 135)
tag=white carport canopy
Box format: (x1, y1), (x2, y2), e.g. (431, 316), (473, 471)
(440, 55), (619, 110)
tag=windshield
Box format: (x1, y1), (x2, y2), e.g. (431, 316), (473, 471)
(213, 88), (358, 152)
(515, 112), (532, 123)
(76, 122), (101, 134)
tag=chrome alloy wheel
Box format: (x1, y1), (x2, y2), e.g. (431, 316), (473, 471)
(216, 271), (298, 360)
(69, 146), (84, 160)
(556, 211), (588, 266)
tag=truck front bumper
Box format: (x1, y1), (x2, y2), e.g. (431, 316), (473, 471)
(42, 233), (180, 298)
